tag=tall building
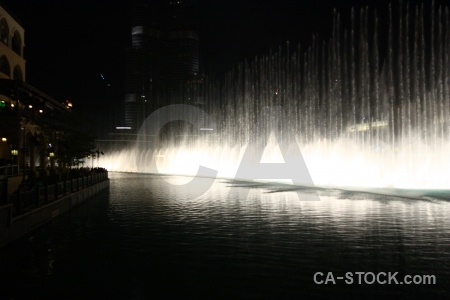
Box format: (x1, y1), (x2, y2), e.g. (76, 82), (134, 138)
(123, 0), (200, 132)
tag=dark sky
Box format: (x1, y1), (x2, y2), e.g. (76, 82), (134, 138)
(2, 0), (446, 115)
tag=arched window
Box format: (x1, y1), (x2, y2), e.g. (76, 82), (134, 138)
(0, 56), (11, 77)
(13, 65), (23, 81)
(12, 31), (22, 56)
(0, 18), (9, 45)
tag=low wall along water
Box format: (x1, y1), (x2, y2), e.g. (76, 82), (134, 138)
(0, 171), (109, 248)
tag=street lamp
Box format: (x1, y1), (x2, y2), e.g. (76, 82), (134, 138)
(49, 150), (56, 169)
(11, 148), (19, 165)
(20, 127), (26, 183)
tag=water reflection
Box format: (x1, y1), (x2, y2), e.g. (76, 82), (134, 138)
(0, 172), (449, 299)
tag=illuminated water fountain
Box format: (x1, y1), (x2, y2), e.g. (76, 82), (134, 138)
(104, 3), (450, 190)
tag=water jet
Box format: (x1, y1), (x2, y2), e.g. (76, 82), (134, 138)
(103, 3), (450, 191)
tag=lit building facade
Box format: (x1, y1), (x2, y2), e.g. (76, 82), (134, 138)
(0, 1), (70, 170)
(0, 3), (25, 81)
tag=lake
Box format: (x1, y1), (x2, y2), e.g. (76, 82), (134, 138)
(1, 172), (449, 299)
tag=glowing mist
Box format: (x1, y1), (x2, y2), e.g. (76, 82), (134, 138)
(102, 3), (450, 190)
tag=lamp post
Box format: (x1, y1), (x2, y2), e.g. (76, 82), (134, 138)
(11, 148), (19, 166)
(49, 151), (55, 169)
(10, 148), (19, 177)
(20, 127), (26, 183)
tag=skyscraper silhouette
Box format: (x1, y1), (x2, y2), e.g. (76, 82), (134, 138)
(124, 0), (200, 131)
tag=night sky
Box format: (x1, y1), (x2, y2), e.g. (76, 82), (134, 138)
(2, 0), (446, 118)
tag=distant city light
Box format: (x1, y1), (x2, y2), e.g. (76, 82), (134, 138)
(28, 105), (32, 109)
(1, 137), (7, 142)
(64, 100), (73, 108)
(116, 127), (132, 130)
(199, 128), (214, 131)
(39, 109), (43, 113)
(11, 103), (14, 107)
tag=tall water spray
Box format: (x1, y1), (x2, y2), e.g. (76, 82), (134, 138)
(104, 3), (450, 189)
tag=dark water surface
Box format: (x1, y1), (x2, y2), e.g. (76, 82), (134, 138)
(1, 172), (450, 299)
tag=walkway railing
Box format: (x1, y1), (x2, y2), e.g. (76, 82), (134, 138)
(0, 165), (19, 178)
(4, 171), (108, 217)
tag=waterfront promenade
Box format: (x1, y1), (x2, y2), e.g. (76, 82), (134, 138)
(0, 168), (109, 248)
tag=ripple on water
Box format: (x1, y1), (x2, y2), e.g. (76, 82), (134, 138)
(0, 172), (449, 299)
